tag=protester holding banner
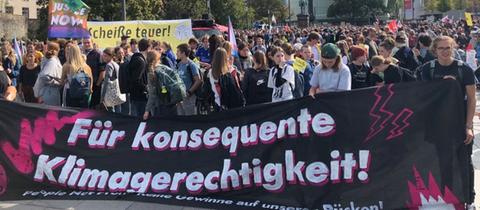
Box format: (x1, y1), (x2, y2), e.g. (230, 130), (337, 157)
(309, 43), (351, 95)
(242, 51), (272, 105)
(33, 42), (62, 106)
(18, 53), (40, 103)
(61, 44), (93, 108)
(128, 39), (150, 117)
(418, 36), (477, 207)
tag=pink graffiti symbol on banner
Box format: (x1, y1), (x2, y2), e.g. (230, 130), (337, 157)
(0, 110), (94, 175)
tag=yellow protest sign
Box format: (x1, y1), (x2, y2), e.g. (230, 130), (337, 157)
(465, 12), (473, 27)
(293, 57), (308, 73)
(87, 19), (193, 49)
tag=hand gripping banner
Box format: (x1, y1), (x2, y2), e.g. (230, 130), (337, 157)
(0, 80), (470, 209)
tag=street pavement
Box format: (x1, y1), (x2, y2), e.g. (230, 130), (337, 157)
(3, 94), (480, 210)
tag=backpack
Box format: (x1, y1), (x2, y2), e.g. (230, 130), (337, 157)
(285, 62), (304, 99)
(429, 60), (463, 81)
(181, 61), (206, 98)
(155, 65), (187, 105)
(397, 66), (417, 82)
(118, 61), (130, 94)
(68, 69), (91, 100)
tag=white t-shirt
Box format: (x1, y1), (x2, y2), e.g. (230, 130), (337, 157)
(207, 71), (221, 106)
(310, 64), (352, 93)
(267, 64), (295, 102)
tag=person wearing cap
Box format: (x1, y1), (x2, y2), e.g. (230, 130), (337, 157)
(309, 43), (351, 95)
(348, 46), (373, 89)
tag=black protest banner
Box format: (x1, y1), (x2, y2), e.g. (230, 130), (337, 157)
(0, 80), (470, 209)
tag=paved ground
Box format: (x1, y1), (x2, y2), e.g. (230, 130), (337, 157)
(3, 94), (480, 210)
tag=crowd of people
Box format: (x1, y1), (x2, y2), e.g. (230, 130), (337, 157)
(0, 19), (477, 135)
(0, 17), (478, 207)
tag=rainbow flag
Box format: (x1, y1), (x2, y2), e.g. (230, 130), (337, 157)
(48, 0), (90, 38)
(13, 37), (22, 66)
(228, 16), (238, 57)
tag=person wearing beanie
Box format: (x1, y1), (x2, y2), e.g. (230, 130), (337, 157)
(348, 46), (374, 89)
(309, 43), (351, 95)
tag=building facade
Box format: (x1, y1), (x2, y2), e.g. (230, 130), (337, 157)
(1, 0), (39, 19)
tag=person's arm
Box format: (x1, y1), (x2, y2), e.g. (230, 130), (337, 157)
(130, 57), (146, 89)
(338, 68), (352, 91)
(96, 70), (106, 87)
(188, 64), (203, 96)
(144, 74), (158, 120)
(465, 84), (476, 144)
(309, 86), (318, 97)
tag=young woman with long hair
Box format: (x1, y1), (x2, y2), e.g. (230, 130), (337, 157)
(61, 44), (93, 108)
(1, 41), (18, 85)
(267, 47), (295, 102)
(205, 47), (244, 111)
(19, 52), (40, 103)
(241, 51), (272, 105)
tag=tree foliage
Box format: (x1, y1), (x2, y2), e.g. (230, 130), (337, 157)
(248, 0), (288, 23)
(437, 0), (452, 12)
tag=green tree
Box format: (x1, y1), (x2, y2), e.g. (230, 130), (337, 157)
(210, 0), (255, 29)
(423, 0), (438, 12)
(437, 0), (452, 12)
(162, 0), (206, 19)
(248, 0), (288, 23)
(452, 0), (465, 10)
(34, 0), (49, 40)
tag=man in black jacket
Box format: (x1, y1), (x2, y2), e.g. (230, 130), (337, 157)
(128, 39), (151, 117)
(83, 38), (104, 109)
(393, 35), (420, 71)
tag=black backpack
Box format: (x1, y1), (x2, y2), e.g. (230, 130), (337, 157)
(285, 62), (304, 99)
(118, 60), (130, 94)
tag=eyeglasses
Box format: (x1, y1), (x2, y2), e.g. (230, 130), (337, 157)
(436, 47), (451, 51)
